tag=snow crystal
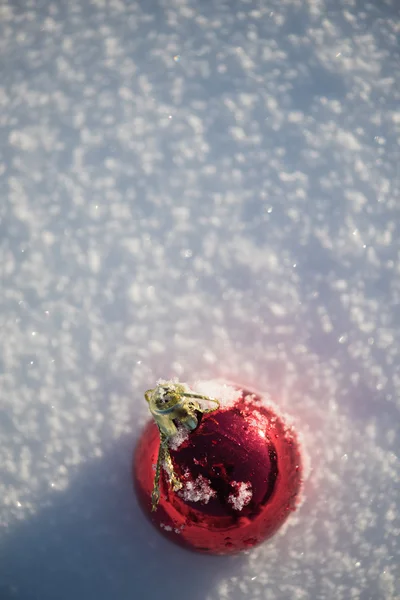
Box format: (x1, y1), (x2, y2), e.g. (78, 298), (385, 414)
(179, 474), (216, 504)
(191, 380), (241, 409)
(168, 426), (189, 450)
(228, 482), (253, 511)
(174, 525), (185, 535)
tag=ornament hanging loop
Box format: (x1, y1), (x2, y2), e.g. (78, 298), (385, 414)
(145, 381), (220, 511)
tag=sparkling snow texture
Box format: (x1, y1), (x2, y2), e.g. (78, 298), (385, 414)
(0, 0), (399, 599)
(193, 380), (242, 409)
(179, 474), (217, 505)
(168, 426), (190, 451)
(228, 481), (253, 512)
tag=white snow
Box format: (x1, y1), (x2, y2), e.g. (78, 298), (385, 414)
(191, 380), (241, 409)
(168, 426), (189, 450)
(0, 1), (399, 599)
(178, 474), (216, 504)
(228, 482), (253, 511)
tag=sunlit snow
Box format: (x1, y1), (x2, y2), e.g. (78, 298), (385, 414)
(0, 0), (399, 599)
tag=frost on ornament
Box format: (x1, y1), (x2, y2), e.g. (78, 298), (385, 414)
(133, 379), (304, 555)
(168, 425), (190, 450)
(228, 481), (253, 511)
(192, 380), (241, 409)
(179, 473), (216, 504)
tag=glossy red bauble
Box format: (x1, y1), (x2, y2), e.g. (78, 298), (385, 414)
(133, 384), (303, 555)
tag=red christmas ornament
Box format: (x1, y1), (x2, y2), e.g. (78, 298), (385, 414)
(133, 380), (303, 555)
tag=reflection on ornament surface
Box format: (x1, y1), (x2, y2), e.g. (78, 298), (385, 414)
(134, 381), (303, 555)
